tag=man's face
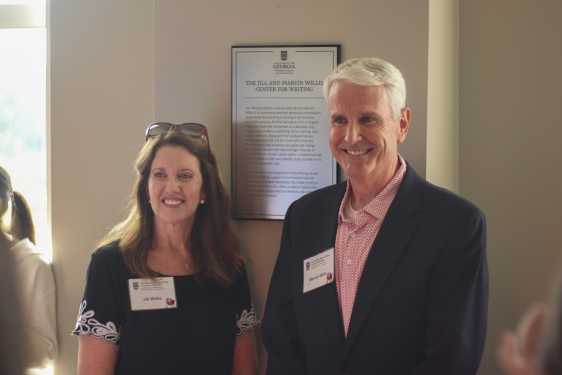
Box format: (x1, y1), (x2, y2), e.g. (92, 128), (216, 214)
(328, 81), (409, 182)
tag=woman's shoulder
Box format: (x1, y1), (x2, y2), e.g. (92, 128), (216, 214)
(90, 241), (126, 268)
(10, 238), (50, 264)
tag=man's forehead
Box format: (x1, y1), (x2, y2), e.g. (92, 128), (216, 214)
(328, 82), (391, 113)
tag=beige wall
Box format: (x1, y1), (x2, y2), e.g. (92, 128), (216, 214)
(427, 0), (458, 192)
(50, 1), (154, 374)
(49, 0), (562, 374)
(51, 1), (429, 374)
(153, 1), (429, 372)
(460, 1), (562, 374)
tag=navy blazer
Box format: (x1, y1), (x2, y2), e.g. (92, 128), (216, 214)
(262, 165), (488, 375)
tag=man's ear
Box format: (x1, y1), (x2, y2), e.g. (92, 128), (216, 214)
(397, 108), (411, 144)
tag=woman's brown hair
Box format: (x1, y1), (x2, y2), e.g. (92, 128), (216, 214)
(98, 131), (243, 287)
(0, 166), (36, 245)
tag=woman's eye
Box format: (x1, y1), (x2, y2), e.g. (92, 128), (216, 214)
(153, 172), (166, 180)
(179, 173), (192, 180)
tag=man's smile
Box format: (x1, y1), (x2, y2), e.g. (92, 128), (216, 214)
(345, 149), (370, 156)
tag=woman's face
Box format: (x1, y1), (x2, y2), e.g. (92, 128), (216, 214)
(147, 145), (206, 231)
(0, 196), (10, 228)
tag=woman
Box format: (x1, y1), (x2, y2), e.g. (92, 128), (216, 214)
(73, 123), (259, 374)
(0, 166), (58, 371)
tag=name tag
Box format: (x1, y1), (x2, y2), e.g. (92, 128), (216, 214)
(303, 248), (335, 293)
(128, 277), (178, 311)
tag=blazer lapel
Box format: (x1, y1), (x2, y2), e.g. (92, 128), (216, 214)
(342, 167), (423, 358)
(311, 183), (346, 355)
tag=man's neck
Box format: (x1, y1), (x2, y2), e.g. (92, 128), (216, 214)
(349, 159), (401, 211)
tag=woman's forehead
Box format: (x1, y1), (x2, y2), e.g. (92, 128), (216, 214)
(151, 145), (200, 170)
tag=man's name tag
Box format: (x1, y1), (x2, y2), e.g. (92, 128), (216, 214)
(128, 277), (178, 311)
(303, 248), (335, 293)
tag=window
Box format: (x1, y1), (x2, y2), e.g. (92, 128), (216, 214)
(0, 0), (50, 260)
(0, 3), (52, 373)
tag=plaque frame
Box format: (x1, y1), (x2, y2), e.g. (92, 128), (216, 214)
(231, 45), (341, 220)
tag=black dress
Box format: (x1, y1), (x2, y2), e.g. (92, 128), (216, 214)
(72, 243), (258, 374)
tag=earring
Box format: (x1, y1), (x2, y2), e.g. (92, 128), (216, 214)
(200, 200), (205, 204)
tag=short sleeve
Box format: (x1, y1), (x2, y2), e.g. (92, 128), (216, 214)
(71, 247), (123, 349)
(234, 265), (260, 337)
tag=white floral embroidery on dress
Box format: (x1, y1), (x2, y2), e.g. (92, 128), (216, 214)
(72, 300), (121, 349)
(236, 302), (260, 337)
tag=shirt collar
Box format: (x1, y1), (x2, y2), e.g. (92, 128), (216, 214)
(338, 154), (407, 223)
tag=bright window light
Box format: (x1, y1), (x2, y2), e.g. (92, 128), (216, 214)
(0, 27), (49, 259)
(0, 0), (45, 4)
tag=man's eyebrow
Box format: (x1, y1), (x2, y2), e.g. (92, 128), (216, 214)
(358, 111), (382, 119)
(330, 113), (347, 121)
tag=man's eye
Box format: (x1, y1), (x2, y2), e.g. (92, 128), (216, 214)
(332, 118), (347, 126)
(361, 117), (376, 124)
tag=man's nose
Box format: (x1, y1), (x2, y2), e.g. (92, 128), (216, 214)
(345, 121), (362, 145)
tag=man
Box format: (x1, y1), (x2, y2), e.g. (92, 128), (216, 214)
(261, 57), (488, 375)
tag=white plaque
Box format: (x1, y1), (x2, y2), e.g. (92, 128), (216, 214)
(232, 45), (340, 220)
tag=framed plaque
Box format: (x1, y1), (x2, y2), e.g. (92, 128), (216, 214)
(232, 45), (340, 220)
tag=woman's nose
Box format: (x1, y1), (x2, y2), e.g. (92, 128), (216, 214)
(165, 176), (181, 191)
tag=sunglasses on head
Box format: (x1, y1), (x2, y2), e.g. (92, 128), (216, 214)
(145, 122), (211, 158)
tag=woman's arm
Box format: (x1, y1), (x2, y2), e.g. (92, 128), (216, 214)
(232, 329), (259, 375)
(27, 256), (58, 367)
(78, 335), (118, 375)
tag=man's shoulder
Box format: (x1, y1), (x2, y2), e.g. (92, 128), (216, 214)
(422, 179), (482, 213)
(410, 177), (485, 224)
(292, 181), (346, 207)
(399, 165), (484, 219)
(281, 182), (346, 223)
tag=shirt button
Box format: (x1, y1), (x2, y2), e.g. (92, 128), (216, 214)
(350, 233), (356, 238)
(346, 259), (352, 265)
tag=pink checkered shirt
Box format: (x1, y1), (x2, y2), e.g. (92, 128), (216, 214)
(335, 154), (407, 336)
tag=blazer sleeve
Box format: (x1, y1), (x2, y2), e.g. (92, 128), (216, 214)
(409, 208), (488, 375)
(262, 203), (308, 375)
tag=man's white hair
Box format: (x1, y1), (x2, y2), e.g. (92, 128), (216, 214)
(323, 57), (407, 120)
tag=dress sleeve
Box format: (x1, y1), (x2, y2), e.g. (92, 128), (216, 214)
(71, 248), (123, 350)
(234, 265), (260, 337)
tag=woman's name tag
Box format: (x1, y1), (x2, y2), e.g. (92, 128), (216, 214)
(128, 277), (178, 310)
(303, 248), (335, 293)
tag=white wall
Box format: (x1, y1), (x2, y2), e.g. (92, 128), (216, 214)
(459, 2), (562, 374)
